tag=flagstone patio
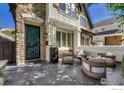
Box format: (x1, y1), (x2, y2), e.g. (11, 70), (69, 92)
(4, 61), (124, 85)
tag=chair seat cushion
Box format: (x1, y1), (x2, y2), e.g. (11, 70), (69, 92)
(88, 56), (113, 63)
(88, 57), (105, 63)
(82, 62), (105, 73)
(106, 52), (115, 56)
(105, 58), (113, 63)
(92, 67), (105, 73)
(63, 56), (73, 61)
(73, 58), (81, 62)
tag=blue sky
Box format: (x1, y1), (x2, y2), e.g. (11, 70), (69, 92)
(0, 3), (15, 29)
(0, 3), (116, 29)
(88, 3), (114, 23)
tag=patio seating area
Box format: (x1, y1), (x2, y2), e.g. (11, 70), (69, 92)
(1, 45), (124, 85)
(3, 47), (124, 85)
(61, 47), (118, 79)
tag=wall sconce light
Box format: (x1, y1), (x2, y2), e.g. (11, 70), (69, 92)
(45, 33), (47, 38)
(45, 33), (49, 45)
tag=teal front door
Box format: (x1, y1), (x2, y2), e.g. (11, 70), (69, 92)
(25, 24), (40, 60)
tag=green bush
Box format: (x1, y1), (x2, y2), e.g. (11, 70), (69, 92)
(0, 69), (6, 85)
(121, 55), (124, 77)
(0, 69), (6, 77)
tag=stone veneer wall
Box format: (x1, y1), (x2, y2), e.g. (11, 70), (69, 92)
(10, 4), (46, 65)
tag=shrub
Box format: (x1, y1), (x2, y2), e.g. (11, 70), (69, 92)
(0, 69), (6, 85)
(0, 69), (6, 77)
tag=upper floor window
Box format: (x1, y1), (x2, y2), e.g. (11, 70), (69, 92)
(59, 3), (76, 18)
(59, 3), (65, 11)
(80, 16), (87, 27)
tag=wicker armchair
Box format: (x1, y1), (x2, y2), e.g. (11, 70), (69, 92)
(62, 49), (74, 64)
(97, 53), (116, 67)
(81, 57), (106, 79)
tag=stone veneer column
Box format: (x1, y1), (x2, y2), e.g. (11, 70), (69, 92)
(15, 6), (25, 65)
(40, 26), (46, 61)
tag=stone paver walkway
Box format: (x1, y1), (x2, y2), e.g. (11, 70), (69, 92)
(4, 62), (100, 85)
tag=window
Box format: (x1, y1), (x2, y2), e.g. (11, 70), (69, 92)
(59, 3), (65, 11)
(80, 16), (87, 27)
(62, 32), (66, 46)
(56, 31), (73, 47)
(81, 36), (84, 45)
(56, 32), (61, 47)
(68, 33), (72, 47)
(59, 3), (76, 18)
(81, 33), (89, 45)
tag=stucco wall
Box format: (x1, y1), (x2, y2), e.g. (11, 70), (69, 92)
(92, 23), (119, 33)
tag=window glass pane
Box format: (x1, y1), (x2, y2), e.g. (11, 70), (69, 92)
(56, 32), (61, 47)
(65, 3), (70, 14)
(81, 33), (89, 45)
(68, 33), (72, 47)
(59, 3), (65, 11)
(81, 33), (87, 45)
(70, 4), (76, 17)
(87, 38), (89, 45)
(62, 32), (66, 47)
(81, 35), (84, 45)
(80, 16), (87, 27)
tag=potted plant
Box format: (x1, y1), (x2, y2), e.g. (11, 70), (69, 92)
(121, 55), (124, 77)
(0, 69), (6, 85)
